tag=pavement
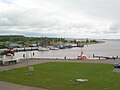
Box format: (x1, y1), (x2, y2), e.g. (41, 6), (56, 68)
(0, 81), (47, 90)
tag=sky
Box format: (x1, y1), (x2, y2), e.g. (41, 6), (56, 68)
(0, 0), (120, 39)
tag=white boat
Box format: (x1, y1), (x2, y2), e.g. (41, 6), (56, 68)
(38, 46), (49, 51)
(49, 46), (59, 50)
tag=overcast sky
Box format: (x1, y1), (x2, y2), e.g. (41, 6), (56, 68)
(0, 0), (120, 39)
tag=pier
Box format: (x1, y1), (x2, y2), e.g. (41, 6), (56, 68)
(13, 47), (38, 52)
(93, 55), (119, 60)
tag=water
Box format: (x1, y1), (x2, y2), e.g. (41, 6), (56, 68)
(1, 40), (120, 60)
(84, 40), (120, 59)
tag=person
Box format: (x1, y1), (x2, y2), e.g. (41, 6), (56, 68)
(99, 57), (100, 60)
(64, 56), (66, 59)
(116, 56), (118, 59)
(23, 54), (25, 58)
(33, 52), (34, 56)
(112, 56), (115, 60)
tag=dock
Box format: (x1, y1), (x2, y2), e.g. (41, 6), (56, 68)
(93, 55), (119, 60)
(0, 58), (21, 66)
(13, 47), (38, 52)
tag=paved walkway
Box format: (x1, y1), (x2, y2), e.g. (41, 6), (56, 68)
(0, 81), (47, 90)
(0, 58), (120, 71)
(0, 58), (120, 90)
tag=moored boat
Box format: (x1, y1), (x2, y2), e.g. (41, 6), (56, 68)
(38, 46), (49, 51)
(5, 47), (14, 56)
(49, 46), (59, 50)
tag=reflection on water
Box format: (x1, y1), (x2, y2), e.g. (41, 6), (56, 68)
(1, 40), (120, 60)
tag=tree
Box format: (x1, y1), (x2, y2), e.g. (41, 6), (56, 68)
(86, 38), (89, 43)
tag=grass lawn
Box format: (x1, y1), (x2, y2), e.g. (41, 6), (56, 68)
(0, 62), (120, 90)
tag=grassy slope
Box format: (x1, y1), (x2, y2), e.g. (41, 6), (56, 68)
(0, 62), (120, 90)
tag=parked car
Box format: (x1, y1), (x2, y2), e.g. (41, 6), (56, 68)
(114, 63), (120, 68)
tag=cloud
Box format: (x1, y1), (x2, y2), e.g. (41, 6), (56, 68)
(0, 0), (120, 39)
(109, 23), (120, 31)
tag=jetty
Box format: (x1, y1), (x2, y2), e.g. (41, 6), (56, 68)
(93, 55), (119, 60)
(0, 58), (21, 66)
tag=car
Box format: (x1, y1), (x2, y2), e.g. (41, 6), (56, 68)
(114, 63), (120, 68)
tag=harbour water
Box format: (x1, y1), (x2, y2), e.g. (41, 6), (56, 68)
(1, 40), (120, 60)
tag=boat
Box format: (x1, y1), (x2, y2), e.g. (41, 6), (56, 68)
(38, 46), (49, 51)
(49, 46), (59, 50)
(77, 43), (84, 47)
(66, 45), (73, 48)
(5, 47), (14, 56)
(58, 45), (67, 49)
(78, 52), (87, 60)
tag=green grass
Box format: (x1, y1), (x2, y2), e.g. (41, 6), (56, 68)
(0, 62), (120, 90)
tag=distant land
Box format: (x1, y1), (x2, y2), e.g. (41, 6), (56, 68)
(0, 35), (120, 40)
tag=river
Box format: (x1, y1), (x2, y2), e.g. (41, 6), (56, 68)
(1, 40), (120, 60)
